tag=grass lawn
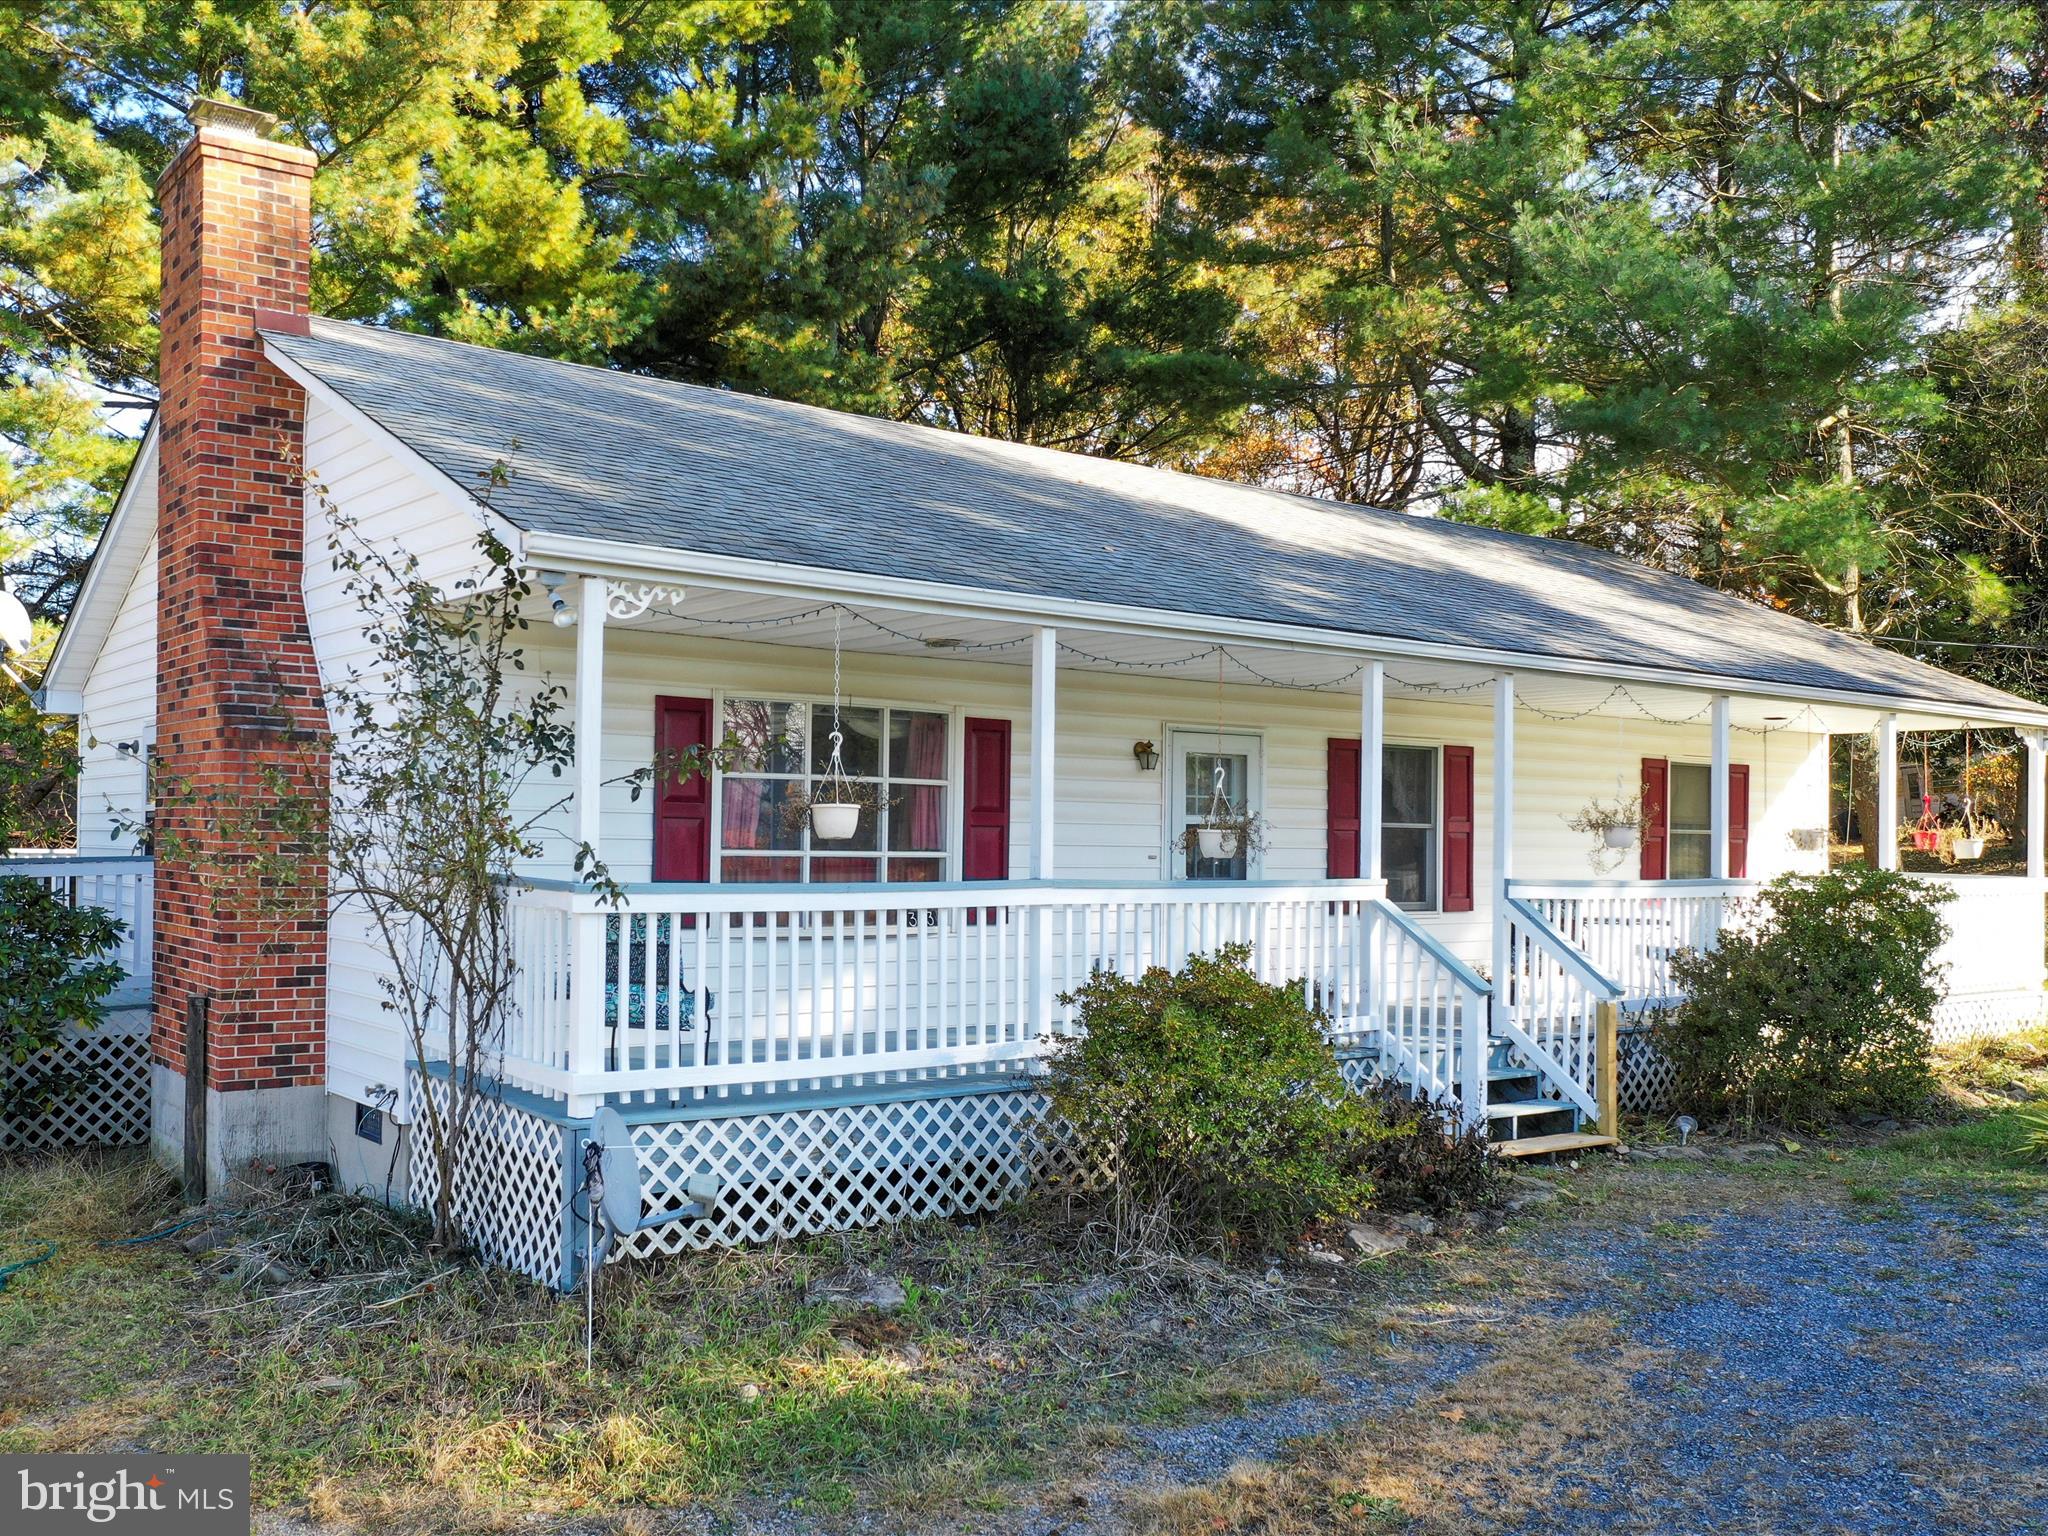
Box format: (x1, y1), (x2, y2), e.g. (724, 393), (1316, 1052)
(2, 1028), (2045, 1535)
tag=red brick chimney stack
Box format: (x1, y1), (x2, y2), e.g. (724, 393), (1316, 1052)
(153, 98), (329, 1190)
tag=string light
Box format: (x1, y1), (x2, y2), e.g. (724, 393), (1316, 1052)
(643, 601), (1878, 723)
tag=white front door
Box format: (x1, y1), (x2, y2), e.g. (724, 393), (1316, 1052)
(1169, 729), (1263, 880)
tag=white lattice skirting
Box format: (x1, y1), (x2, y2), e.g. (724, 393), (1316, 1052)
(1614, 988), (2046, 1116)
(0, 1011), (152, 1153)
(410, 1074), (576, 1288)
(1928, 989), (2047, 1046)
(409, 1072), (1090, 1288)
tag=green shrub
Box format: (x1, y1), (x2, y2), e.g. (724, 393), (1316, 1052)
(1658, 868), (1951, 1130)
(1046, 945), (1392, 1250)
(0, 876), (126, 1122)
(1348, 1078), (1506, 1212)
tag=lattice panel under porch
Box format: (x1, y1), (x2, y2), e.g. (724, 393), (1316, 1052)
(0, 1015), (151, 1152)
(1929, 989), (2046, 1046)
(616, 1088), (1099, 1258)
(410, 1074), (570, 1288)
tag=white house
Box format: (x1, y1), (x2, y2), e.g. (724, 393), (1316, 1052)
(23, 102), (2048, 1287)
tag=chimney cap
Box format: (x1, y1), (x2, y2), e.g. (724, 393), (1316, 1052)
(188, 97), (279, 140)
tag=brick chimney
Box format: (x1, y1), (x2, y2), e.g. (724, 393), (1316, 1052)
(153, 99), (329, 1192)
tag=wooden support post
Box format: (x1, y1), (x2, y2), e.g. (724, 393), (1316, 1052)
(1596, 998), (1620, 1139)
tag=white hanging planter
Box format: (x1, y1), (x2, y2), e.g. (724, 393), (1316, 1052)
(1197, 826), (1240, 861)
(1602, 825), (1639, 851)
(1952, 835), (1985, 861)
(811, 803), (861, 842)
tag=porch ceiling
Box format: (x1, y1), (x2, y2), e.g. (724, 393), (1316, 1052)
(534, 584), (1998, 739)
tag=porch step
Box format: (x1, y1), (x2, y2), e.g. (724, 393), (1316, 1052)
(1493, 1131), (1620, 1160)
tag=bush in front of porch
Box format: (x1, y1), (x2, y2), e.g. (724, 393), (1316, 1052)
(1046, 945), (1396, 1251)
(1660, 869), (1952, 1131)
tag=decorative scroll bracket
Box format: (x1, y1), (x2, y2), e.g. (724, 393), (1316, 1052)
(602, 582), (688, 622)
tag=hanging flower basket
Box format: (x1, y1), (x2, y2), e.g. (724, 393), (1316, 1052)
(1912, 827), (1941, 853)
(811, 802), (861, 842)
(1197, 826), (1239, 861)
(1951, 835), (1985, 861)
(1601, 824), (1638, 850)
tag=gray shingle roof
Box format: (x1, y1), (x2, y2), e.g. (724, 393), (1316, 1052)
(268, 317), (2040, 719)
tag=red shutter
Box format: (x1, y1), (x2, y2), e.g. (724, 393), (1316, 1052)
(1640, 757), (1669, 880)
(653, 695), (712, 882)
(1728, 763), (1750, 879)
(1327, 737), (1361, 879)
(1443, 744), (1474, 912)
(962, 717), (1011, 881)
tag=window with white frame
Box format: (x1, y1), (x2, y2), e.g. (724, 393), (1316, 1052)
(1382, 744), (1438, 910)
(1667, 761), (1711, 879)
(717, 699), (950, 884)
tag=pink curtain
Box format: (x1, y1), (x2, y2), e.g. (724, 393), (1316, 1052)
(904, 714), (946, 850)
(721, 778), (766, 849)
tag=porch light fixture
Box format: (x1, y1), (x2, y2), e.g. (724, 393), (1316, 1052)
(1133, 739), (1159, 771)
(536, 570), (576, 628)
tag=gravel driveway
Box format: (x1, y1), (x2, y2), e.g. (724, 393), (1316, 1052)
(1505, 1192), (2048, 1536)
(1050, 1169), (2048, 1535)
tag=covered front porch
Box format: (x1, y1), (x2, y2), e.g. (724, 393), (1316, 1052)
(448, 558), (2048, 1139)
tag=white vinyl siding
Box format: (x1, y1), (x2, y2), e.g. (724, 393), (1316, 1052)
(74, 536), (157, 854)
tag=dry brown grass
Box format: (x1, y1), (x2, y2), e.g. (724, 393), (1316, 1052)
(1134, 1311), (1663, 1536)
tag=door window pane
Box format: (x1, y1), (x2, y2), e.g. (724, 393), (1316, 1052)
(1174, 736), (1258, 881)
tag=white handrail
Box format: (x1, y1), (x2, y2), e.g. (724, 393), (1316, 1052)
(1498, 899), (1620, 1122)
(1362, 897), (1490, 1127)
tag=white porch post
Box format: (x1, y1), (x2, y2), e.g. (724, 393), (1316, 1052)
(2025, 729), (2048, 882)
(1709, 694), (1732, 880)
(1030, 626), (1057, 1037)
(1491, 672), (1515, 1005)
(1875, 713), (1900, 871)
(1360, 660), (1384, 881)
(569, 576), (608, 1114)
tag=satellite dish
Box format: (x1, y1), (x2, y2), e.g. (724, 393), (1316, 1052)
(592, 1106), (648, 1237)
(589, 1105), (722, 1253)
(0, 589), (31, 657)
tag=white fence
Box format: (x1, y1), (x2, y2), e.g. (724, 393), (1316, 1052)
(497, 878), (1489, 1118)
(0, 854), (154, 1007)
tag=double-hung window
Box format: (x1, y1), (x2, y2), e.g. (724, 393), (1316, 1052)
(717, 699), (950, 884)
(1666, 762), (1712, 879)
(1382, 744), (1438, 910)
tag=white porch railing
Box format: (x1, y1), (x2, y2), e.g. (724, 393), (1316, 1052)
(501, 879), (1413, 1111)
(1508, 879), (1755, 1008)
(1500, 897), (1623, 1122)
(0, 854), (153, 1007)
(1361, 900), (1489, 1120)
